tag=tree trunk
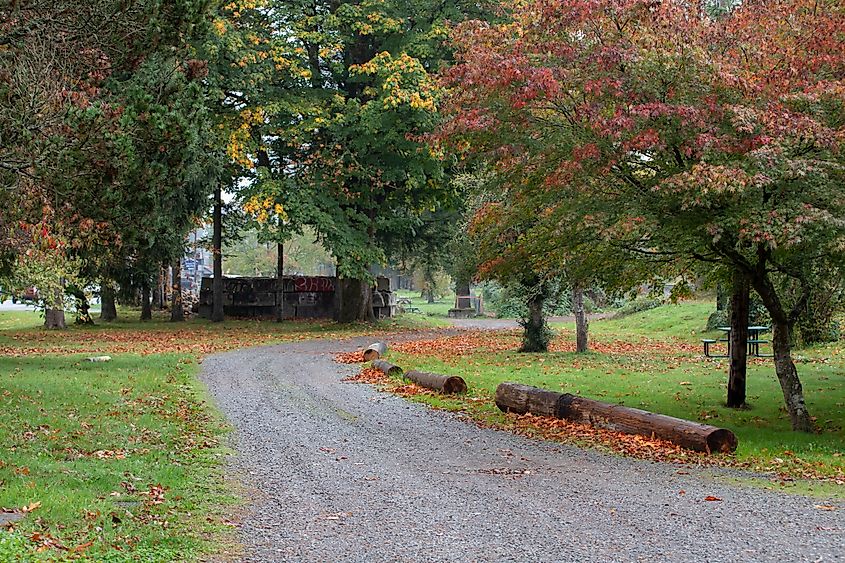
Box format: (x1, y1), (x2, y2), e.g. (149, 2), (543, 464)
(771, 319), (813, 432)
(335, 277), (374, 323)
(100, 283), (117, 322)
(405, 370), (467, 394)
(363, 342), (387, 361)
(727, 271), (750, 408)
(277, 242), (284, 278)
(520, 289), (548, 353)
(140, 280), (152, 321)
(572, 285), (589, 353)
(44, 308), (66, 329)
(44, 287), (66, 329)
(170, 259), (184, 322)
(495, 382), (738, 454)
(211, 183), (224, 323)
(276, 241), (284, 321)
(424, 266), (435, 304)
(752, 277), (814, 432)
(371, 359), (402, 377)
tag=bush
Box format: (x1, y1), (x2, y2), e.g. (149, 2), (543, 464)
(613, 297), (662, 318)
(706, 309), (729, 331)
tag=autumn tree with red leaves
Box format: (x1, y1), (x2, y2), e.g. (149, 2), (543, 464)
(441, 0), (845, 431)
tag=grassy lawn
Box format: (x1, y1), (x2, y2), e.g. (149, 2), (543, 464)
(393, 289), (455, 322)
(0, 308), (433, 561)
(384, 300), (845, 495)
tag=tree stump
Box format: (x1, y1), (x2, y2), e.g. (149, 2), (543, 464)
(371, 360), (402, 377)
(363, 342), (388, 361)
(405, 370), (467, 394)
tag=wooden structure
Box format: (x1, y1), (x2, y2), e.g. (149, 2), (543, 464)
(495, 382), (737, 453)
(363, 342), (388, 361)
(371, 360), (403, 377)
(198, 276), (394, 320)
(405, 370), (468, 394)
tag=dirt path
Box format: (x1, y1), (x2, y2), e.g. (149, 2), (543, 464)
(201, 336), (843, 562)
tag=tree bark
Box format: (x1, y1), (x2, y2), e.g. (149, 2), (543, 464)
(44, 308), (66, 329)
(424, 266), (435, 304)
(170, 259), (184, 322)
(771, 319), (813, 432)
(405, 370), (467, 394)
(727, 271), (749, 408)
(44, 287), (66, 329)
(211, 183), (224, 323)
(371, 359), (402, 377)
(752, 277), (813, 431)
(335, 277), (374, 323)
(140, 280), (152, 321)
(520, 289), (548, 352)
(277, 242), (284, 278)
(100, 283), (117, 322)
(276, 241), (284, 321)
(495, 382), (738, 453)
(572, 285), (589, 353)
(363, 342), (387, 361)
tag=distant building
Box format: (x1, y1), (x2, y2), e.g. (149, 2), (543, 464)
(183, 228), (213, 294)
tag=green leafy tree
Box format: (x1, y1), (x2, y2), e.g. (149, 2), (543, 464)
(443, 0), (845, 430)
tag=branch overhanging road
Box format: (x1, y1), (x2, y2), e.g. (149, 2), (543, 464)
(202, 332), (843, 563)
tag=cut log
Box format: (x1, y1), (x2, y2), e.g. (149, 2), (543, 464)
(371, 360), (402, 377)
(405, 370), (467, 394)
(494, 382), (569, 417)
(363, 342), (388, 361)
(495, 382), (737, 454)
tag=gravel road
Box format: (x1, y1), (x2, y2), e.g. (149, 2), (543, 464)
(202, 337), (843, 562)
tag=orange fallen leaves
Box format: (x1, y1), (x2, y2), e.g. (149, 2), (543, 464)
(342, 367), (388, 384)
(391, 332), (519, 358)
(495, 413), (733, 467)
(0, 323), (385, 358)
(334, 351), (366, 364)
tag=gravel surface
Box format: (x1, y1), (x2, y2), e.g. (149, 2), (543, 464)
(202, 337), (844, 562)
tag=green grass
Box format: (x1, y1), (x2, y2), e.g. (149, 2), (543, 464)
(389, 300), (845, 492)
(0, 307), (441, 560)
(0, 352), (233, 561)
(394, 289), (456, 321)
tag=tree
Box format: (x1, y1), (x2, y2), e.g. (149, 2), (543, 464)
(229, 0), (491, 321)
(442, 0), (845, 430)
(1, 1), (216, 324)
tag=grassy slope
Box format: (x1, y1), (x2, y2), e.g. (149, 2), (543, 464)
(0, 308), (435, 561)
(388, 301), (845, 489)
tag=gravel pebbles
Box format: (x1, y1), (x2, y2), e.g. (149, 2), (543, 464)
(201, 337), (843, 562)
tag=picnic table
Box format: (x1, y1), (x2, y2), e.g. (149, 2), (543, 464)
(702, 326), (771, 358)
(396, 298), (421, 313)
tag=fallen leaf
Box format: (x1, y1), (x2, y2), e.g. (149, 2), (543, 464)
(704, 496), (722, 502)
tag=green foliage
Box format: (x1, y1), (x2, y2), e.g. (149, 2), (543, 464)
(219, 0), (490, 288)
(614, 298), (664, 319)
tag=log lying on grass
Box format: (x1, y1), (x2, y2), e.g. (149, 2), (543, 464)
(363, 342), (388, 361)
(371, 360), (403, 377)
(495, 382), (737, 454)
(405, 370), (467, 394)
